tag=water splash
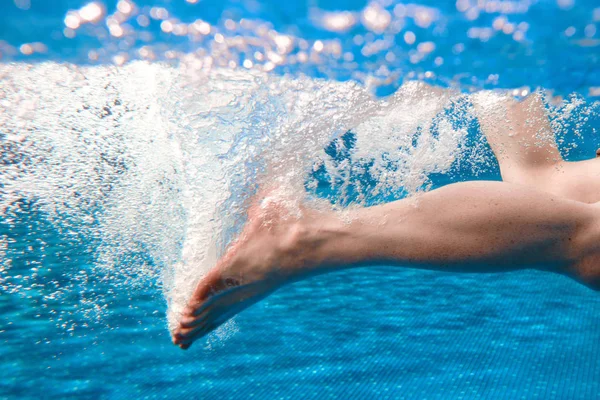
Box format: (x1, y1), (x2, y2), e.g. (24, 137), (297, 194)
(0, 61), (598, 340)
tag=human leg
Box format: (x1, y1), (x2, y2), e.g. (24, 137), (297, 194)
(471, 91), (562, 182)
(172, 181), (600, 348)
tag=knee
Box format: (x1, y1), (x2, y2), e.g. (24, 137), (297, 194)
(572, 254), (600, 291)
(568, 211), (600, 289)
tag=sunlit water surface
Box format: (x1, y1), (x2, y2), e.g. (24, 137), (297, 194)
(2, 0), (600, 399)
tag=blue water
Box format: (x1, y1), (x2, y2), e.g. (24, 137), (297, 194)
(4, 239), (600, 398)
(2, 0), (600, 399)
(2, 0), (600, 94)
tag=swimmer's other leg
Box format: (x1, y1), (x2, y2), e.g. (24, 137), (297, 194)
(472, 90), (562, 181)
(172, 181), (600, 349)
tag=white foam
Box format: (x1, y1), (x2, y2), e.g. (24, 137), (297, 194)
(6, 61), (591, 339)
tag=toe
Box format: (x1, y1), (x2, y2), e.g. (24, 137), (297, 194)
(177, 313), (216, 342)
(172, 332), (184, 345)
(177, 320), (207, 339)
(179, 312), (209, 329)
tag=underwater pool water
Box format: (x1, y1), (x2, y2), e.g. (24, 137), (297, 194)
(1, 0), (600, 399)
(4, 264), (600, 399)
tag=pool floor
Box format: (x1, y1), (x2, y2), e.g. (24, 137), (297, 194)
(3, 265), (599, 399)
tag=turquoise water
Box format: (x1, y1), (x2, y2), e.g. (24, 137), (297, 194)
(4, 243), (600, 398)
(2, 0), (600, 399)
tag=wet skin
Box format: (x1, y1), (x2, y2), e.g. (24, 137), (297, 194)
(172, 90), (600, 349)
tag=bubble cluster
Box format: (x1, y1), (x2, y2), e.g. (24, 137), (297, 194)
(1, 56), (599, 338)
(0, 62), (184, 331)
(3, 0), (600, 338)
(0, 62), (461, 329)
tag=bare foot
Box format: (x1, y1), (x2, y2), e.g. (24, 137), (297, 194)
(171, 194), (320, 349)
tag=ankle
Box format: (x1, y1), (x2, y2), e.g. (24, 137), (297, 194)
(282, 210), (349, 272)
